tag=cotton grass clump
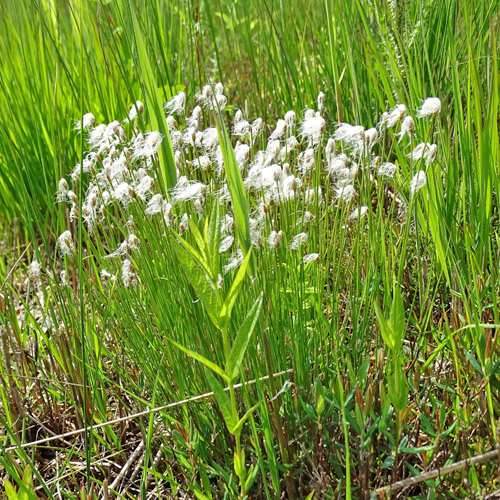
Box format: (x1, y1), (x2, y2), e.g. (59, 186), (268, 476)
(52, 89), (440, 293)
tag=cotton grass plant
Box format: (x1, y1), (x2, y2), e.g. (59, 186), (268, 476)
(1, 0), (499, 499)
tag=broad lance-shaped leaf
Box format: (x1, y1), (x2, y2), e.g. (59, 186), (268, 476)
(206, 369), (234, 433)
(219, 248), (252, 329)
(167, 337), (229, 383)
(130, 5), (177, 190)
(228, 293), (263, 383)
(374, 301), (395, 351)
(4, 480), (17, 500)
(188, 217), (209, 266)
(173, 240), (221, 329)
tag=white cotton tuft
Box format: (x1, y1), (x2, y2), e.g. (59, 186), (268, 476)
(333, 123), (365, 151)
(289, 232), (308, 250)
(74, 112), (95, 132)
(303, 253), (320, 264)
(219, 235), (234, 253)
(300, 114), (326, 146)
(397, 116), (415, 142)
(269, 119), (287, 141)
(135, 175), (155, 201)
(164, 92), (186, 115)
(377, 162), (397, 178)
(417, 97), (441, 118)
(126, 101), (144, 121)
(224, 249), (244, 274)
(122, 259), (139, 287)
(348, 206), (368, 220)
(268, 230), (283, 248)
(233, 120), (250, 138)
(57, 230), (74, 257)
(386, 104), (406, 128)
(145, 194), (165, 215)
(284, 110), (297, 128)
(171, 178), (207, 203)
(410, 171), (427, 196)
(335, 184), (356, 201)
(132, 131), (163, 160)
(409, 142), (432, 160)
(426, 144), (438, 166)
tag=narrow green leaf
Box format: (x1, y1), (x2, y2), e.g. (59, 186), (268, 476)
(219, 248), (252, 329)
(398, 444), (436, 454)
(167, 337), (229, 382)
(232, 400), (264, 436)
(374, 301), (395, 351)
(228, 294), (263, 382)
(390, 287), (405, 352)
(206, 369), (234, 433)
(216, 114), (251, 257)
(206, 202), (221, 279)
(129, 3), (177, 189)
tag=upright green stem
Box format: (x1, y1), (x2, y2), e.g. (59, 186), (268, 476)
(223, 326), (246, 498)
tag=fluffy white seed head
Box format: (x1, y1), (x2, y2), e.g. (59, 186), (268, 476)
(284, 110), (297, 128)
(410, 171), (427, 196)
(418, 97), (441, 118)
(113, 182), (135, 206)
(127, 101), (144, 121)
(300, 114), (326, 146)
(364, 128), (378, 147)
(233, 120), (250, 138)
(270, 119), (287, 141)
(219, 235), (234, 253)
(386, 104), (406, 128)
(132, 131), (163, 160)
(303, 253), (320, 264)
(327, 153), (349, 176)
(223, 249), (244, 274)
(409, 142), (432, 160)
(426, 144), (438, 166)
(122, 259), (138, 287)
(57, 178), (70, 202)
(298, 148), (316, 175)
(164, 92), (186, 115)
(289, 232), (308, 250)
(145, 194), (164, 215)
(171, 178), (207, 203)
(27, 259), (41, 283)
(335, 184), (356, 201)
(74, 112), (95, 132)
(317, 91), (325, 113)
(58, 230), (74, 257)
(398, 115), (415, 142)
(268, 230), (283, 249)
(135, 175), (155, 201)
(333, 123), (365, 151)
(378, 162), (397, 178)
(348, 206), (368, 220)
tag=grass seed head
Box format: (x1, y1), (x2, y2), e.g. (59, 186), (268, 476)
(417, 97), (441, 117)
(410, 170), (427, 196)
